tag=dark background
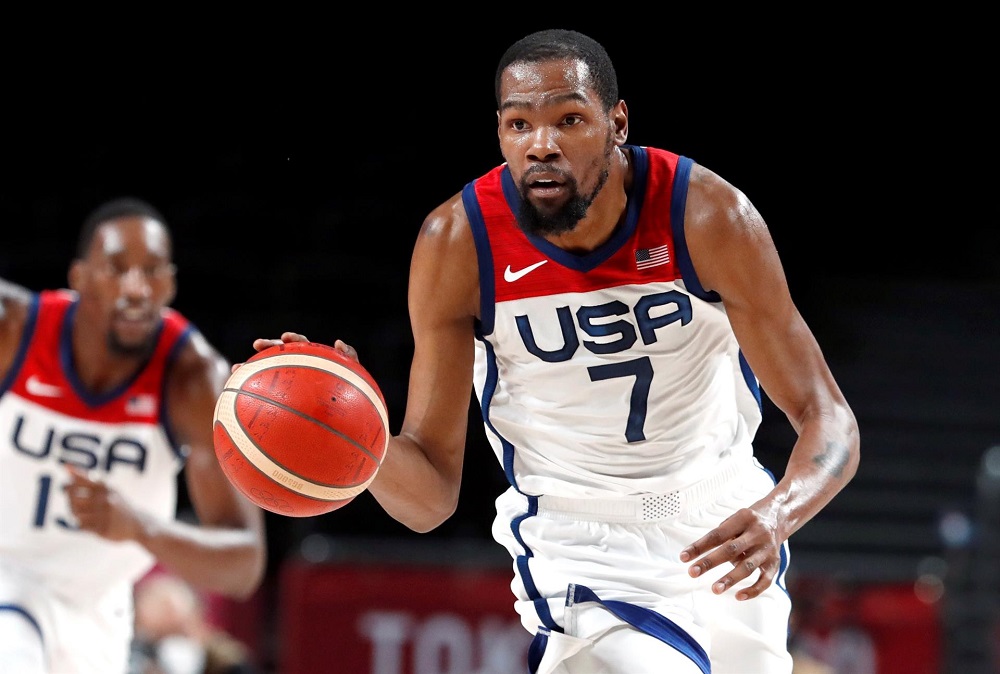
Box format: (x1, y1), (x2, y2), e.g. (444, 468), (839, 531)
(2, 20), (995, 581)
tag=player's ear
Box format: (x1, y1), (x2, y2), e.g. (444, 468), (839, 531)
(612, 100), (628, 145)
(68, 259), (85, 292)
(163, 269), (177, 306)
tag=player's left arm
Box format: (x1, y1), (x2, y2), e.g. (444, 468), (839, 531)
(155, 329), (267, 597)
(678, 163), (860, 600)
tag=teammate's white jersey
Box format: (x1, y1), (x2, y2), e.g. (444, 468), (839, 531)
(0, 289), (189, 603)
(467, 146), (763, 499)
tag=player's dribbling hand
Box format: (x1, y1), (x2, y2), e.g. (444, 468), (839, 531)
(679, 505), (783, 601)
(232, 333), (360, 373)
(64, 465), (143, 543)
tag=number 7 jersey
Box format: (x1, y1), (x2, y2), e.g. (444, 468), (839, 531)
(464, 146), (763, 499)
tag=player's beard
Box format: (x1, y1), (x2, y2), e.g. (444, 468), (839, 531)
(516, 132), (614, 238)
(107, 331), (157, 358)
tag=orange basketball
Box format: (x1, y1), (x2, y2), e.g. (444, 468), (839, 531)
(212, 340), (389, 517)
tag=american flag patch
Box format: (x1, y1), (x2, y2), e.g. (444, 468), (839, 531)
(635, 244), (670, 270)
(126, 394), (157, 416)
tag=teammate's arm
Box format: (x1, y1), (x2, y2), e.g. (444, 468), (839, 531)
(155, 330), (267, 597)
(0, 279), (30, 376)
(678, 164), (860, 599)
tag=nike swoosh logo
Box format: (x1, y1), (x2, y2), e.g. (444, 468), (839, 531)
(504, 260), (548, 282)
(26, 375), (62, 398)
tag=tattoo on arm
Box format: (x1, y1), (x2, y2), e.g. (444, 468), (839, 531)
(813, 441), (849, 477)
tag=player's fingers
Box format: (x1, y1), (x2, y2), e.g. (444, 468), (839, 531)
(333, 339), (360, 362)
(64, 465), (98, 486)
(707, 550), (757, 592)
(734, 559), (777, 601)
(252, 338), (284, 351)
(66, 480), (108, 506)
(686, 547), (736, 579)
(65, 483), (92, 502)
(686, 529), (760, 579)
(680, 528), (723, 565)
(238, 335), (310, 371)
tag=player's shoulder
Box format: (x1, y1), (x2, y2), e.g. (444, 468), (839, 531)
(0, 279), (33, 350)
(419, 189), (473, 245)
(176, 327), (228, 371)
(0, 278), (32, 318)
(685, 162), (758, 233)
(164, 316), (229, 391)
(683, 161), (776, 294)
(687, 161), (739, 200)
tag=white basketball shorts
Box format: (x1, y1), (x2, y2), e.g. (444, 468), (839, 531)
(490, 456), (794, 674)
(0, 560), (133, 674)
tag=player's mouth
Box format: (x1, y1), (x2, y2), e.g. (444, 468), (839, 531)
(112, 307), (157, 336)
(526, 175), (568, 200)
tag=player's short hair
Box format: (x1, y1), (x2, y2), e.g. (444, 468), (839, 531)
(76, 197), (170, 260)
(495, 29), (620, 112)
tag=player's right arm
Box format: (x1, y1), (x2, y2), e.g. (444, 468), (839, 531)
(365, 194), (481, 532)
(245, 194), (480, 533)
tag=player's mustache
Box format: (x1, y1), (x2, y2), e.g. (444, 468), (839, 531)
(522, 166), (572, 182)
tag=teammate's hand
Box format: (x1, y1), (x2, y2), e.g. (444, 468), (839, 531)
(679, 505), (783, 601)
(64, 466), (143, 543)
(231, 333), (360, 373)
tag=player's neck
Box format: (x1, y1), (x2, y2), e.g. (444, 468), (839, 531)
(70, 315), (145, 394)
(544, 149), (629, 254)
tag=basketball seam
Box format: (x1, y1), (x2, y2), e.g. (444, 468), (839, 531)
(215, 389), (376, 501)
(222, 387), (383, 466)
(226, 354), (388, 451)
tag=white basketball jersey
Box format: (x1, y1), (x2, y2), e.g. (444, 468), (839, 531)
(464, 147), (763, 498)
(0, 290), (190, 603)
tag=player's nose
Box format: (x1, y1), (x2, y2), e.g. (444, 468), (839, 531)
(118, 266), (154, 297)
(526, 126), (560, 162)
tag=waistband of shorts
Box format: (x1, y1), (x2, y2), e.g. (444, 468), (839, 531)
(532, 457), (745, 523)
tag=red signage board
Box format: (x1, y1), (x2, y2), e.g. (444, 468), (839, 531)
(278, 560), (531, 674)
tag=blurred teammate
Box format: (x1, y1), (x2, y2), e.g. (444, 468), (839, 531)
(129, 570), (257, 674)
(0, 197), (266, 673)
(246, 29), (859, 674)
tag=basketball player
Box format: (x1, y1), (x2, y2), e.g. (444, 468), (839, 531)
(245, 29), (860, 673)
(0, 198), (266, 673)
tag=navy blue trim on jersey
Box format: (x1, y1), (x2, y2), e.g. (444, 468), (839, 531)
(778, 539), (790, 593)
(758, 463), (792, 595)
(472, 329), (558, 633)
(527, 628), (550, 673)
(513, 496), (559, 632)
(472, 331), (520, 490)
(671, 147), (756, 459)
(0, 603), (44, 642)
(497, 147), (646, 274)
(60, 300), (166, 407)
(669, 157), (761, 411)
(463, 179), (497, 335)
(161, 325), (195, 463)
(740, 351), (763, 412)
(670, 157), (720, 304)
(0, 292), (40, 395)
(569, 584), (710, 674)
